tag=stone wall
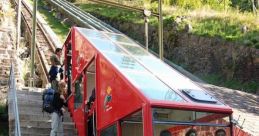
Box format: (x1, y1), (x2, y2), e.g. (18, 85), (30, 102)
(90, 13), (259, 82)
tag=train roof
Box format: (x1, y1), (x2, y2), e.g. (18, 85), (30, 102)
(75, 27), (227, 106)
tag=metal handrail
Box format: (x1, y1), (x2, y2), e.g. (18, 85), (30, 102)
(8, 63), (21, 136)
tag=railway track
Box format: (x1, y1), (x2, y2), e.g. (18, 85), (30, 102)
(13, 0), (121, 87)
(14, 0), (121, 87)
(14, 0), (57, 86)
(46, 0), (121, 33)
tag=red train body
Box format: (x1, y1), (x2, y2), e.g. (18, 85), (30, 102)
(62, 27), (235, 136)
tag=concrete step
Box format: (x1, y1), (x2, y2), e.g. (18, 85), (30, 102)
(17, 100), (42, 106)
(10, 132), (50, 136)
(9, 88), (77, 136)
(9, 126), (77, 135)
(18, 113), (72, 122)
(10, 132), (77, 136)
(17, 93), (42, 100)
(17, 99), (42, 103)
(9, 120), (75, 129)
(17, 90), (43, 95)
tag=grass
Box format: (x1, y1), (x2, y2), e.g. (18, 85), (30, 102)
(27, 0), (71, 42)
(78, 2), (259, 48)
(38, 1), (71, 42)
(78, 3), (145, 24)
(77, 2), (259, 92)
(0, 104), (6, 114)
(29, 0), (259, 93)
(201, 74), (259, 93)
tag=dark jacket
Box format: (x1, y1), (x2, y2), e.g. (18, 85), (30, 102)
(49, 66), (59, 82)
(52, 92), (67, 116)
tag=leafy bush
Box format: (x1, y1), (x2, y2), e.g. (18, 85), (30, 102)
(201, 74), (259, 93)
(67, 0), (76, 3)
(231, 0), (253, 12)
(147, 0), (231, 10)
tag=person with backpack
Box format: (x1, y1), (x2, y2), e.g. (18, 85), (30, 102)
(49, 48), (62, 92)
(50, 81), (67, 136)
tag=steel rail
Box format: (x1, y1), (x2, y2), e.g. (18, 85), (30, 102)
(46, 0), (119, 33)
(14, 0), (58, 86)
(37, 0), (203, 83)
(55, 0), (104, 30)
(57, 0), (113, 32)
(47, 0), (97, 29)
(21, 1), (50, 85)
(60, 0), (120, 33)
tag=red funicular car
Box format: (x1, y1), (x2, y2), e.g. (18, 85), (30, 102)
(62, 27), (234, 136)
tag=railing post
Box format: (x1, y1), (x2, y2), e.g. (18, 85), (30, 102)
(158, 0), (163, 60)
(16, 0), (22, 50)
(143, 9), (151, 51)
(30, 0), (38, 87)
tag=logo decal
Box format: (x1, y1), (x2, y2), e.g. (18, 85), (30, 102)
(104, 86), (112, 111)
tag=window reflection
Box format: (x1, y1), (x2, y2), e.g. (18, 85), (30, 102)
(153, 125), (230, 136)
(122, 110), (143, 136)
(74, 75), (84, 109)
(153, 108), (231, 136)
(100, 124), (117, 136)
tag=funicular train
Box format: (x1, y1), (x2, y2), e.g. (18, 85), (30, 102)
(62, 27), (234, 136)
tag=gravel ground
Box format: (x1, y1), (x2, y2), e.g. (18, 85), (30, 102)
(201, 83), (259, 136)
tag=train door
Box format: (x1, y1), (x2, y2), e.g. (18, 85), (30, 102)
(73, 69), (87, 135)
(85, 58), (96, 136)
(73, 57), (96, 136)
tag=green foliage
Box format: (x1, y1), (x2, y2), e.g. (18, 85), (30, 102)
(242, 31), (259, 49)
(145, 0), (231, 10)
(192, 17), (242, 40)
(67, 0), (76, 3)
(79, 2), (259, 48)
(173, 0), (203, 9)
(0, 103), (8, 136)
(231, 0), (253, 12)
(201, 74), (259, 93)
(79, 3), (144, 23)
(0, 104), (6, 114)
(0, 124), (8, 136)
(37, 0), (71, 42)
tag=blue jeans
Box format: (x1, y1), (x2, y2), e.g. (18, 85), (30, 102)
(50, 112), (64, 136)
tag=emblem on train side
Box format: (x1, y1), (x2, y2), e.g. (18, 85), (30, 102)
(104, 86), (112, 111)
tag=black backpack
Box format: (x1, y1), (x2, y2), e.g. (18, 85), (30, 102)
(42, 88), (55, 113)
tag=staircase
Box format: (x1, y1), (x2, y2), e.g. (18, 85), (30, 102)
(8, 88), (77, 136)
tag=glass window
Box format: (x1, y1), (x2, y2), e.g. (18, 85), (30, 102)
(100, 124), (117, 136)
(78, 28), (108, 40)
(153, 124), (230, 136)
(153, 108), (230, 124)
(119, 43), (149, 56)
(121, 110), (143, 136)
(74, 75), (84, 109)
(88, 38), (125, 54)
(153, 108), (231, 136)
(102, 52), (184, 102)
(106, 33), (135, 44)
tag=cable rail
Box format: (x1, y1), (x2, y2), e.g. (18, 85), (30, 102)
(8, 63), (21, 136)
(45, 0), (204, 83)
(46, 0), (121, 33)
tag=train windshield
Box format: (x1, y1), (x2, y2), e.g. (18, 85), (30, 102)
(153, 108), (231, 136)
